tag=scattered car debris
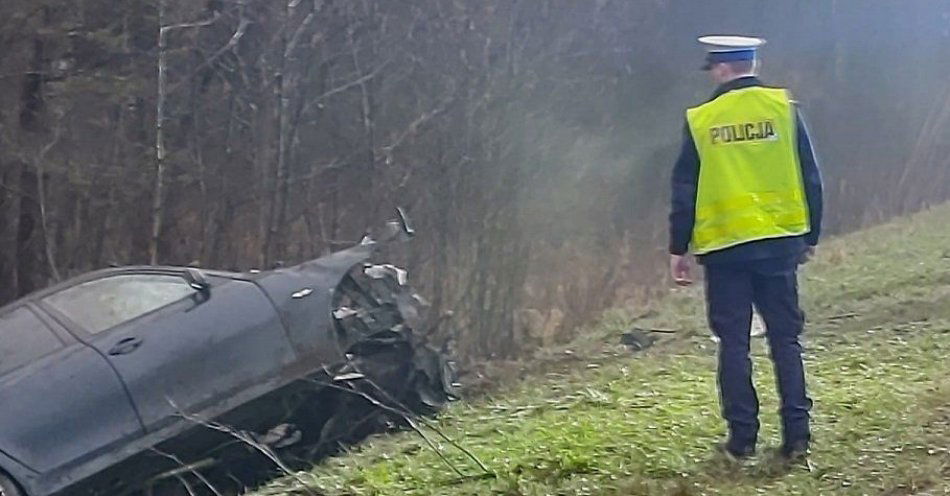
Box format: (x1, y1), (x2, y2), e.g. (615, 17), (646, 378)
(252, 424), (302, 450)
(290, 288), (314, 299)
(620, 329), (657, 352)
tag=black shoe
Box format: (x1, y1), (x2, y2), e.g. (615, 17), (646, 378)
(762, 441), (810, 475)
(778, 440), (809, 462)
(714, 442), (755, 463)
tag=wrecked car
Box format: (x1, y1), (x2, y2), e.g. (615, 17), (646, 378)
(0, 210), (455, 496)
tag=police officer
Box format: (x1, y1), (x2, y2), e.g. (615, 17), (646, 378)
(668, 35), (823, 463)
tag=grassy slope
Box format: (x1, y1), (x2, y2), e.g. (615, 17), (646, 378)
(254, 205), (950, 496)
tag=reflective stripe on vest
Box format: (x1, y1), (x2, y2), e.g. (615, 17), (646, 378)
(686, 86), (810, 255)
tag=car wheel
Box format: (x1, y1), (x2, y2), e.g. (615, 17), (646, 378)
(0, 473), (22, 496)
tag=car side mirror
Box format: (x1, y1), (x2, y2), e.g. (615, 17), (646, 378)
(184, 268), (211, 296)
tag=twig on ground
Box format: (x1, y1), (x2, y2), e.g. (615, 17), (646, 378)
(359, 379), (493, 476)
(828, 313), (859, 321)
(308, 374), (468, 478)
(173, 474), (198, 496)
(314, 363), (494, 477)
(148, 448), (224, 496)
(168, 398), (321, 496)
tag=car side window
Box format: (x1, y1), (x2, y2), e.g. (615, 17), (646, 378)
(44, 274), (195, 335)
(0, 306), (64, 376)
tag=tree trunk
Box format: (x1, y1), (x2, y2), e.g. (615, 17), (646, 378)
(347, 9), (378, 225)
(263, 0), (292, 268)
(0, 174), (11, 302)
(15, 21), (48, 296)
(150, 0), (169, 265)
(15, 163), (40, 296)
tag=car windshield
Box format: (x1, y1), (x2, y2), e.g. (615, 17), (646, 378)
(44, 274), (194, 334)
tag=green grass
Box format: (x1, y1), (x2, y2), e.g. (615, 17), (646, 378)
(253, 205), (950, 496)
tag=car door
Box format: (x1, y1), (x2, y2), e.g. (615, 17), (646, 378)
(0, 304), (143, 475)
(40, 271), (298, 431)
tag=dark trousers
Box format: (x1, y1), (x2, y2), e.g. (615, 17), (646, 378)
(704, 258), (812, 450)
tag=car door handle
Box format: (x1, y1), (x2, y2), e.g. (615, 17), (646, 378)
(108, 337), (143, 356)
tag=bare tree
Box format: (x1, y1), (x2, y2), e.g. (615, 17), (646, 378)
(0, 0), (948, 362)
(151, 0), (220, 265)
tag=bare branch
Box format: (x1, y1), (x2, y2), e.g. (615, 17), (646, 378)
(300, 60), (392, 116)
(347, 376), (492, 476)
(308, 375), (466, 478)
(381, 97), (455, 164)
(173, 474), (198, 496)
(167, 399), (321, 496)
(286, 1), (320, 60)
(160, 13), (222, 36)
(309, 364), (493, 478)
(147, 448), (225, 496)
(169, 0), (252, 94)
(34, 126), (64, 282)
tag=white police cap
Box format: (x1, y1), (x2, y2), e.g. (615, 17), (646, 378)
(698, 35), (766, 70)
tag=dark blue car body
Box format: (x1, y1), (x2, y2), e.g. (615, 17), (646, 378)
(0, 244), (375, 496)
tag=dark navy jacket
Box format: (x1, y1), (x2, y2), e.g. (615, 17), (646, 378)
(669, 76), (824, 265)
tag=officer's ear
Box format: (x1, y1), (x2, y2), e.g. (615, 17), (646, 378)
(708, 63), (727, 82)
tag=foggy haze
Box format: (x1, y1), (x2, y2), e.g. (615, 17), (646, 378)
(0, 0), (947, 360)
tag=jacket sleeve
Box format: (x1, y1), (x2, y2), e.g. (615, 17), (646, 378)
(669, 121), (700, 255)
(795, 106), (824, 246)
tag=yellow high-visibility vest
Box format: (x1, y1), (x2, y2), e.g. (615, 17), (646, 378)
(686, 86), (810, 255)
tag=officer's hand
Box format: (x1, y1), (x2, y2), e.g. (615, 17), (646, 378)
(670, 254), (693, 286)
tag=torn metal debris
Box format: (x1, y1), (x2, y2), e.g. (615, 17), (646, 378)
(620, 328), (657, 352)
